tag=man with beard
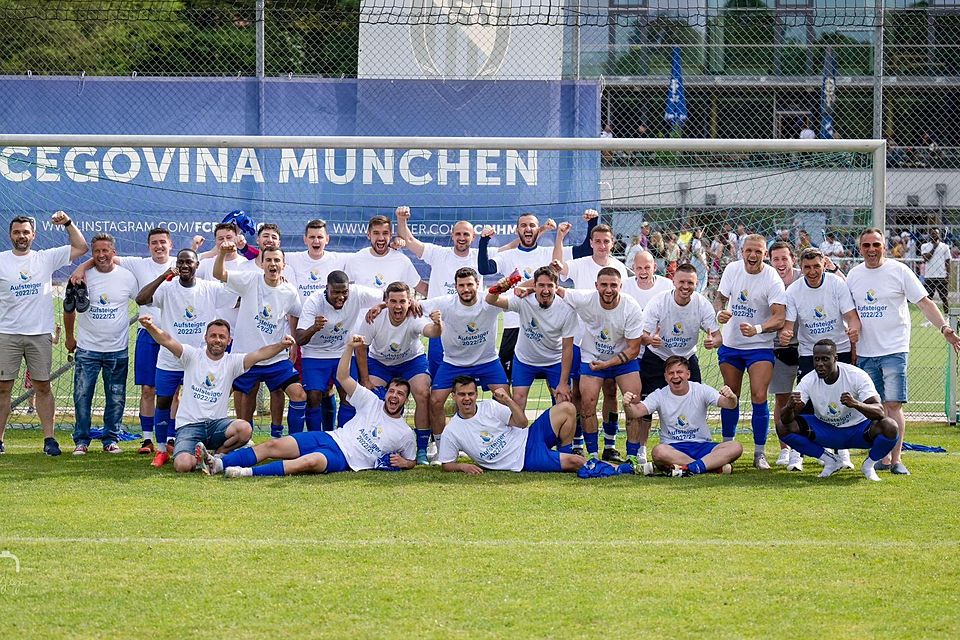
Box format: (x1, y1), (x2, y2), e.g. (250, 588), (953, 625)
(136, 248), (236, 467)
(0, 212), (87, 456)
(485, 266), (577, 411)
(345, 215), (421, 293)
(137, 316), (294, 473)
(296, 270), (383, 431)
(197, 335), (417, 477)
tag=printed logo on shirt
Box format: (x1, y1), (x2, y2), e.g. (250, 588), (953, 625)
(677, 414), (688, 428)
(858, 289), (888, 319)
(331, 321), (345, 334)
(184, 306), (197, 320)
(599, 328), (611, 343)
(737, 289), (749, 303)
(203, 373), (216, 388)
(479, 430), (493, 444)
(374, 274), (386, 287)
(98, 293), (110, 305)
(827, 402), (840, 416)
(309, 269), (322, 281)
(522, 267), (534, 279)
(865, 289), (878, 303)
(529, 318), (539, 329)
(813, 305), (826, 319)
(18, 271), (30, 282)
(259, 304), (273, 320)
(672, 322), (683, 335)
(389, 342), (402, 353)
(371, 426), (381, 439)
(466, 322), (479, 334)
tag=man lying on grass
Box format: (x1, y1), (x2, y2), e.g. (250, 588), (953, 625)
(438, 375), (586, 474)
(197, 335), (417, 477)
(137, 315), (294, 473)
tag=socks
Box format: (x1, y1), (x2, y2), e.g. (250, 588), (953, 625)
(287, 400), (306, 434)
(602, 422), (618, 449)
(584, 431), (599, 456)
(781, 432), (825, 459)
(686, 459), (707, 475)
(270, 424), (283, 438)
(720, 406), (739, 440)
(415, 429), (431, 453)
(751, 402), (769, 447)
(573, 416), (584, 448)
(252, 460), (286, 476)
(869, 433), (898, 462)
(626, 441), (640, 458)
(321, 394), (337, 431)
(153, 407), (171, 444)
(557, 444), (573, 454)
(169, 419), (176, 436)
(305, 406), (323, 432)
(139, 414), (153, 441)
(220, 446), (258, 469)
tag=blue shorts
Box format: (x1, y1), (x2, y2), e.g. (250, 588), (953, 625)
(717, 345), (775, 372)
(232, 360), (301, 394)
(134, 328), (161, 386)
(432, 359), (508, 391)
(173, 417), (234, 459)
(667, 440), (718, 461)
(578, 358), (640, 380)
(301, 356), (356, 392)
(571, 346), (582, 380)
(427, 336), (444, 379)
(290, 430), (350, 473)
(797, 414), (877, 449)
(368, 354), (430, 385)
(155, 368), (185, 398)
(857, 352), (908, 403)
(521, 410), (562, 472)
(640, 351), (701, 397)
(512, 357), (565, 389)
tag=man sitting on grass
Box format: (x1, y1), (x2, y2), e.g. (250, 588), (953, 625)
(197, 335), (417, 477)
(622, 355), (743, 476)
(438, 375), (586, 474)
(777, 338), (900, 482)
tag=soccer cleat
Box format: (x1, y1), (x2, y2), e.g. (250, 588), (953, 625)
(151, 451), (170, 468)
(195, 443), (218, 475)
(753, 452), (771, 470)
(712, 463), (733, 475)
(861, 458), (882, 482)
(601, 448), (624, 464)
(571, 446), (585, 457)
(786, 449), (803, 472)
(775, 448), (791, 466)
(415, 450), (429, 466)
(890, 462), (911, 475)
(43, 437), (61, 457)
(224, 466), (247, 478)
(165, 439), (175, 455)
(426, 438), (438, 459)
(640, 461), (656, 476)
(63, 281), (78, 313)
(874, 460), (892, 471)
(72, 444), (89, 456)
(102, 443), (122, 454)
(818, 451), (844, 478)
(137, 439), (155, 454)
(669, 464), (691, 477)
(838, 449), (854, 470)
(74, 281), (90, 313)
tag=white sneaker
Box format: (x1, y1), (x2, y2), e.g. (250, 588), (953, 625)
(426, 438), (438, 459)
(640, 461), (656, 477)
(861, 458), (882, 482)
(753, 452), (771, 470)
(818, 451), (844, 478)
(838, 449), (854, 470)
(775, 448), (791, 466)
(637, 446), (647, 465)
(786, 449), (803, 472)
(224, 466), (251, 478)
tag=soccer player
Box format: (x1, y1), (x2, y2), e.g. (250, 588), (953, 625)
(344, 215), (421, 293)
(556, 267), (645, 469)
(136, 248), (236, 467)
(136, 316), (293, 473)
(195, 221), (258, 328)
(780, 247), (860, 472)
(212, 242), (306, 438)
(197, 335), (417, 477)
(639, 263), (721, 463)
(485, 266), (577, 410)
(285, 219), (346, 302)
(715, 233), (787, 470)
(438, 376), (586, 474)
(296, 270), (383, 431)
(847, 227), (960, 475)
(777, 339), (900, 482)
(63, 234), (139, 455)
(358, 281), (442, 464)
(622, 356), (742, 476)
(0, 212), (87, 456)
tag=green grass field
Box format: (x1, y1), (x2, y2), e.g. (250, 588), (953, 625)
(1, 424), (959, 639)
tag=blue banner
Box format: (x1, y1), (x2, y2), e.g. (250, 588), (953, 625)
(664, 47), (688, 128)
(820, 48), (837, 140)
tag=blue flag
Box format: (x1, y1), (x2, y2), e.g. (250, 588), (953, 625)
(665, 46), (688, 128)
(820, 47), (837, 139)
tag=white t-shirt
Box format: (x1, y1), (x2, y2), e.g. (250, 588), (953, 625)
(330, 386), (417, 471)
(493, 244), (573, 329)
(641, 290), (718, 359)
(797, 362), (879, 428)
(562, 290), (644, 363)
(151, 279), (235, 372)
(196, 256), (258, 327)
(345, 249), (421, 291)
(437, 401), (528, 471)
(75, 268), (139, 352)
(717, 261), (786, 349)
(621, 275), (675, 312)
(563, 255), (629, 289)
(921, 241), (951, 279)
(847, 259), (928, 357)
(284, 251), (347, 300)
(119, 255), (176, 321)
(785, 273), (856, 356)
(0, 246), (72, 335)
(358, 312), (430, 366)
(819, 240), (845, 257)
(422, 295), (501, 367)
(420, 243), (491, 298)
(175, 344), (247, 425)
(506, 295), (578, 367)
(224, 271), (302, 366)
(297, 286), (383, 359)
(643, 382), (720, 444)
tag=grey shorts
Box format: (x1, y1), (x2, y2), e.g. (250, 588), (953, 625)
(768, 351), (799, 395)
(0, 332), (54, 381)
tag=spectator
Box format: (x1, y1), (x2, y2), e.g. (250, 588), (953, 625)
(625, 234), (644, 266)
(639, 221), (651, 249)
(688, 228), (708, 292)
(799, 119), (816, 140)
(819, 232), (845, 262)
(921, 228), (951, 315)
(649, 231), (666, 274)
(664, 233), (681, 279)
(601, 124), (614, 162)
(797, 229), (813, 252)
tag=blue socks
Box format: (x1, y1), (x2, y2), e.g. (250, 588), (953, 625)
(305, 406), (323, 432)
(573, 416), (584, 448)
(270, 424), (283, 438)
(415, 429), (431, 453)
(154, 407), (171, 444)
(139, 414), (153, 439)
(321, 394), (337, 431)
(584, 431), (599, 455)
(557, 444), (573, 454)
(626, 441), (640, 457)
(720, 406), (738, 439)
(220, 446), (258, 469)
(287, 400), (306, 434)
(870, 433), (898, 462)
(751, 402), (769, 446)
(602, 421), (618, 449)
(687, 459), (707, 475)
(252, 460), (286, 476)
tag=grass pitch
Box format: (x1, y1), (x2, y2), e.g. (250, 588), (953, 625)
(1, 424), (959, 639)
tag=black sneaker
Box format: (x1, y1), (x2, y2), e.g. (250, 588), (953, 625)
(571, 446), (585, 457)
(75, 281), (90, 313)
(601, 448), (624, 464)
(63, 282), (77, 313)
(43, 437), (61, 457)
